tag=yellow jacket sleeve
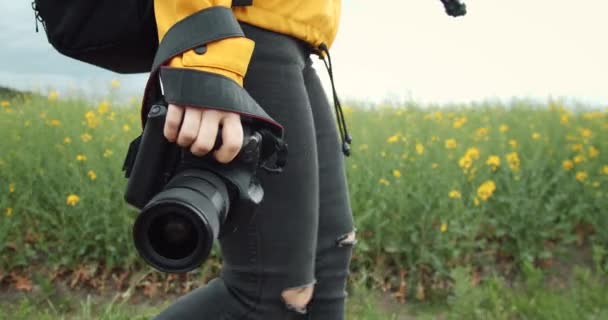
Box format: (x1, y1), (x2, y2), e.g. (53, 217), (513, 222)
(154, 0), (254, 86)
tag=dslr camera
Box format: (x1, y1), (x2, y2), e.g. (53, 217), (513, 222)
(122, 101), (287, 273)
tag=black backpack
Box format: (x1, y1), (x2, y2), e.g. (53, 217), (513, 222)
(31, 1), (254, 74)
(32, 0), (159, 74)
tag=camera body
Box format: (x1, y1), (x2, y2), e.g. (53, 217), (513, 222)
(122, 102), (286, 273)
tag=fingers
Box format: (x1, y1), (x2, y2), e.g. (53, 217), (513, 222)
(164, 104), (184, 142)
(190, 109), (221, 157)
(214, 113), (243, 164)
(165, 105), (243, 163)
(176, 107), (203, 147)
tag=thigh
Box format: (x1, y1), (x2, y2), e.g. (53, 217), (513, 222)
(219, 31), (321, 309)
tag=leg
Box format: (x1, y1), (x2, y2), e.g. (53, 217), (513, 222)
(303, 57), (356, 319)
(154, 23), (320, 319)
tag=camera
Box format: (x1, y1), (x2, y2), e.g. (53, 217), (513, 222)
(122, 101), (286, 273)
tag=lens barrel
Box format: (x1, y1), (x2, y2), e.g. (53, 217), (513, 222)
(132, 170), (230, 273)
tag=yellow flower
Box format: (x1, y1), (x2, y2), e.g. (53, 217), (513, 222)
(0, 100), (10, 108)
(64, 137), (72, 144)
(5, 207), (13, 217)
(499, 124), (509, 133)
(580, 128), (593, 138)
(453, 117), (467, 129)
(87, 170), (97, 181)
(97, 100), (110, 115)
(562, 160), (574, 171)
(81, 133), (93, 142)
(440, 223), (448, 233)
(560, 114), (569, 125)
(583, 111), (603, 120)
(459, 156), (473, 171)
(103, 149), (114, 158)
(123, 124), (131, 132)
(449, 190), (462, 199)
(111, 79), (121, 88)
(416, 143), (425, 155)
(474, 197), (480, 206)
(66, 194), (80, 206)
(477, 180), (497, 201)
(76, 154), (87, 162)
(576, 171), (588, 182)
(476, 127), (489, 138)
(432, 163), (439, 169)
(603, 165), (608, 175)
(509, 139), (518, 149)
(387, 134), (400, 143)
(588, 146), (600, 158)
(342, 106), (353, 116)
(574, 155), (585, 164)
(486, 155), (501, 171)
(9, 183), (15, 193)
(39, 111), (47, 119)
(392, 169), (402, 178)
(532, 132), (541, 140)
(49, 119), (61, 127)
(378, 178), (390, 186)
(572, 144), (584, 152)
(445, 139), (457, 149)
(465, 147), (480, 160)
(48, 90), (59, 101)
(85, 111), (99, 128)
(507, 152), (520, 171)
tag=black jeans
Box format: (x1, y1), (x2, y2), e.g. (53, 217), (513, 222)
(154, 23), (355, 320)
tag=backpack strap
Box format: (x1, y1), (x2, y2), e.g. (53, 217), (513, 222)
(140, 6), (283, 139)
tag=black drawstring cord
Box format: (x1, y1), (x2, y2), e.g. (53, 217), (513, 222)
(32, 1), (44, 33)
(318, 43), (352, 156)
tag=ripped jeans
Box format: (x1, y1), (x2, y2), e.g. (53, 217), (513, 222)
(152, 23), (356, 320)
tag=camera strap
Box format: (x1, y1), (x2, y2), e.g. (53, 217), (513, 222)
(258, 129), (288, 173)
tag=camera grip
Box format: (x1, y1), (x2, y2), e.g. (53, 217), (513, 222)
(125, 104), (172, 209)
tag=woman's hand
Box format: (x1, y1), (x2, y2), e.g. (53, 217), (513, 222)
(163, 104), (244, 163)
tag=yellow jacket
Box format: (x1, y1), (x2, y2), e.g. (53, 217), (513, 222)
(154, 0), (341, 87)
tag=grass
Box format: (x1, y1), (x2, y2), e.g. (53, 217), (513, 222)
(0, 88), (607, 316)
(1, 264), (607, 319)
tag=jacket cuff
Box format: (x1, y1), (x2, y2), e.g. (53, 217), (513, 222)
(159, 66), (283, 136)
(168, 36), (255, 86)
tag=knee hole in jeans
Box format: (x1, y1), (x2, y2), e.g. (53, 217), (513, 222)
(281, 284), (315, 314)
(336, 229), (357, 247)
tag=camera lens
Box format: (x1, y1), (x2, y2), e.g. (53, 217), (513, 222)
(148, 212), (198, 260)
(132, 170), (230, 273)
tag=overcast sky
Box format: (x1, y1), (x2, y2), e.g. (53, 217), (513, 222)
(1, 1), (607, 106)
